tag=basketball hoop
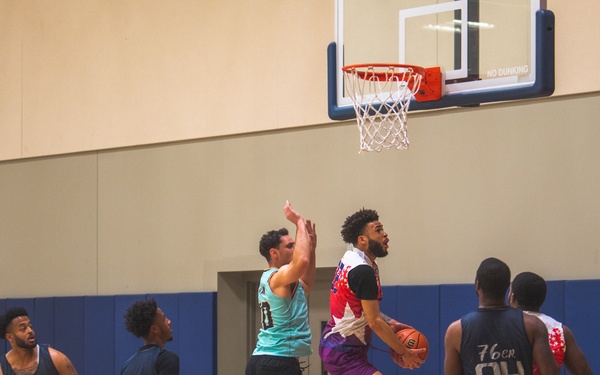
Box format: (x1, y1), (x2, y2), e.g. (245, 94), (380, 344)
(342, 64), (441, 152)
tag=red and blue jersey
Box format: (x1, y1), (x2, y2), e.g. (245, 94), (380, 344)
(321, 247), (382, 349)
(525, 311), (566, 374)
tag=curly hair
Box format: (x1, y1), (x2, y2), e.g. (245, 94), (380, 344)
(341, 208), (379, 245)
(259, 228), (288, 262)
(512, 271), (547, 312)
(124, 299), (158, 338)
(476, 257), (511, 300)
(0, 307), (29, 338)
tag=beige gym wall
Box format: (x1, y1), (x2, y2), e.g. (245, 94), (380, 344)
(0, 1), (597, 161)
(1, 0), (600, 298)
(0, 0), (332, 161)
(1, 92), (600, 297)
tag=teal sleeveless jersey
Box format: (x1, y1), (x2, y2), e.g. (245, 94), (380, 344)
(252, 268), (312, 357)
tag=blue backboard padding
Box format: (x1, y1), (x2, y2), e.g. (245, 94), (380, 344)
(564, 280), (599, 373)
(54, 297), (85, 373)
(84, 296), (115, 375)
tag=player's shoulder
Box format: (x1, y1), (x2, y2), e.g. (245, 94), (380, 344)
(444, 319), (463, 348)
(522, 310), (549, 340)
(47, 345), (66, 357)
(48, 345), (69, 363)
(446, 318), (462, 333)
(522, 310), (544, 326)
(157, 348), (180, 373)
(159, 348), (180, 360)
(48, 346), (77, 372)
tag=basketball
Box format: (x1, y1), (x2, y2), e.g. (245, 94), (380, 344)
(390, 328), (429, 366)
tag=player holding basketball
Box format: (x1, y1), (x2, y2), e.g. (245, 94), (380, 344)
(509, 272), (593, 375)
(318, 208), (425, 374)
(245, 201), (317, 375)
(120, 299), (179, 375)
(444, 258), (560, 375)
(0, 307), (78, 375)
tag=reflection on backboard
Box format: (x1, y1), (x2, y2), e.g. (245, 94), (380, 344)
(328, 0), (554, 120)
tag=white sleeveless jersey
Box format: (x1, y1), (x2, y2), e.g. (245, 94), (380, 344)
(524, 311), (565, 371)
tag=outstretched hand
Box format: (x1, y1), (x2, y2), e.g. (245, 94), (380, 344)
(283, 200), (302, 225)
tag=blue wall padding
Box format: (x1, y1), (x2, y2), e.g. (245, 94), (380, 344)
(564, 280), (600, 373)
(439, 283), (478, 361)
(0, 281), (596, 374)
(396, 285), (441, 375)
(84, 296), (115, 375)
(33, 297), (56, 347)
(542, 280), (565, 323)
(6, 298), (34, 312)
(54, 297), (85, 373)
(542, 281), (567, 375)
(369, 285), (398, 374)
(0, 299), (6, 355)
(178, 292), (217, 375)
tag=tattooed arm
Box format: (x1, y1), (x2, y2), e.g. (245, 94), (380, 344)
(49, 348), (78, 375)
(381, 312), (414, 333)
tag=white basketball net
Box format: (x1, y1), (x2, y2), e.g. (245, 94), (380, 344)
(343, 65), (423, 152)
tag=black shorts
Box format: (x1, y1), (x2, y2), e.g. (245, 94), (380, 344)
(245, 354), (302, 375)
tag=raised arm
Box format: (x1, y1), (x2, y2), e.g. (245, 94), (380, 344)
(299, 219), (317, 294)
(269, 201), (311, 292)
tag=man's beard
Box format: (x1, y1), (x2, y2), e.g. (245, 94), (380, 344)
(15, 335), (36, 350)
(368, 238), (388, 258)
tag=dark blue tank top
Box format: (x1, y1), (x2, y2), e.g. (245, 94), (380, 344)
(120, 345), (162, 375)
(460, 307), (533, 375)
(0, 344), (59, 375)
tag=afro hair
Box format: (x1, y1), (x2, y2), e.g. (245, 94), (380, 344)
(341, 208), (379, 245)
(124, 299), (158, 338)
(0, 307), (29, 338)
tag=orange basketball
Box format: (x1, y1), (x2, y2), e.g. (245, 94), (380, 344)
(390, 328), (429, 366)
